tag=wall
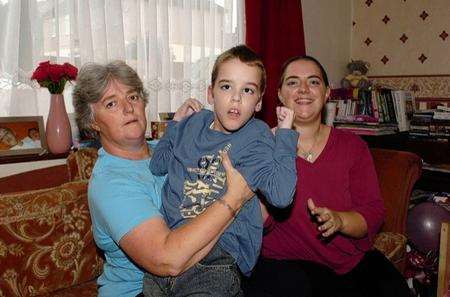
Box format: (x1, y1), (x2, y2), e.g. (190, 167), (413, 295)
(301, 0), (352, 88)
(351, 0), (450, 103)
(352, 0), (449, 75)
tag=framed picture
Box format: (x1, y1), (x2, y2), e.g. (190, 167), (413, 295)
(0, 116), (47, 157)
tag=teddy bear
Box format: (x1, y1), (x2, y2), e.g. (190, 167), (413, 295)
(341, 60), (371, 89)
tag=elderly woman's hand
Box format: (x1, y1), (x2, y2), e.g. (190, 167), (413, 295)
(221, 151), (254, 205)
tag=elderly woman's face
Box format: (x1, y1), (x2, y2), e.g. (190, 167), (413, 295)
(0, 129), (18, 147)
(278, 59), (330, 123)
(91, 79), (147, 148)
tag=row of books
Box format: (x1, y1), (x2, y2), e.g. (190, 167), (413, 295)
(330, 88), (414, 135)
(410, 106), (450, 138)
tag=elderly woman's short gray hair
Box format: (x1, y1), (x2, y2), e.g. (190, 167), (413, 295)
(72, 60), (148, 137)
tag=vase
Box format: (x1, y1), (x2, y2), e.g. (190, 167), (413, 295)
(46, 94), (72, 154)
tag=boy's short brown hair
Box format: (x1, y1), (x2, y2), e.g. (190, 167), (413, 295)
(211, 44), (266, 95)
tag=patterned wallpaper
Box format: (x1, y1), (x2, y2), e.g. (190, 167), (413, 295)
(351, 0), (450, 102)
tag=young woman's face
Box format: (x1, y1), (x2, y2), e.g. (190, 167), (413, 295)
(278, 59), (330, 124)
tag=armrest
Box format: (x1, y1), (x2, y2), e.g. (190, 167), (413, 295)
(0, 181), (103, 296)
(370, 148), (422, 235)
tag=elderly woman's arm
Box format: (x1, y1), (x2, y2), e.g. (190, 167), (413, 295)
(119, 152), (253, 276)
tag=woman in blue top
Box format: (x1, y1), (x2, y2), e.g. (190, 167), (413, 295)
(72, 60), (253, 297)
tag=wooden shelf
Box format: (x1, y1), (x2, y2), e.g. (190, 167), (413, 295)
(0, 151), (69, 165)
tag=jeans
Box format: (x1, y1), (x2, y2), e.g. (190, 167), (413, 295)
(143, 244), (242, 297)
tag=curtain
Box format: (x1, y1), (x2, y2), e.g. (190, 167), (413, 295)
(245, 0), (305, 127)
(0, 0), (244, 123)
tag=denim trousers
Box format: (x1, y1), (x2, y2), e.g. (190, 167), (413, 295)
(143, 244), (243, 297)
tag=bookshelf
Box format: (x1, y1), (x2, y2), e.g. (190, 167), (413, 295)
(329, 87), (413, 136)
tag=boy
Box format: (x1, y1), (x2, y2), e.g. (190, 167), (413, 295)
(144, 45), (298, 296)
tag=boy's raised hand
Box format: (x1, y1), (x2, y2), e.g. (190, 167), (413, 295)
(173, 98), (203, 121)
(276, 106), (294, 129)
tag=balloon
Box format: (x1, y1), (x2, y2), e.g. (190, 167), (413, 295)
(406, 201), (450, 254)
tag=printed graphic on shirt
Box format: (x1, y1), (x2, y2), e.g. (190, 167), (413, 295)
(181, 144), (231, 218)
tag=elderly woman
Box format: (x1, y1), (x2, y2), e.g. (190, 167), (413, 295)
(72, 61), (253, 297)
(243, 56), (411, 297)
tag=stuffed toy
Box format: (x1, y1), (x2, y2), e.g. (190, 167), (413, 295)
(341, 60), (371, 89)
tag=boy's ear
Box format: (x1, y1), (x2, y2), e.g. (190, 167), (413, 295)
(255, 99), (262, 112)
(207, 86), (214, 105)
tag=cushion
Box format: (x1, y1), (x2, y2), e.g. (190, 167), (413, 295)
(0, 181), (103, 296)
(67, 148), (98, 181)
(373, 231), (407, 264)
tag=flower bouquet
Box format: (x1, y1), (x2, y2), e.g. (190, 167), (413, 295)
(31, 61), (78, 154)
(31, 61), (78, 94)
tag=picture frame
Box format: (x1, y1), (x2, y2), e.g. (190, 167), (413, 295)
(0, 116), (47, 157)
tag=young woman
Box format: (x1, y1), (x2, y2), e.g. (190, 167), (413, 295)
(243, 56), (411, 297)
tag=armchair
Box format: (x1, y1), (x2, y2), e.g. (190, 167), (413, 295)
(370, 148), (422, 272)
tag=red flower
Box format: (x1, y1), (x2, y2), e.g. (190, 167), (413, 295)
(63, 63), (78, 80)
(48, 64), (65, 82)
(31, 66), (48, 81)
(31, 61), (78, 94)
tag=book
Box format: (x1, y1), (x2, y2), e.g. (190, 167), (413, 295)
(393, 90), (413, 131)
(433, 111), (450, 120)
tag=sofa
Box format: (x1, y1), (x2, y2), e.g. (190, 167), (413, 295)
(0, 148), (100, 297)
(0, 147), (422, 296)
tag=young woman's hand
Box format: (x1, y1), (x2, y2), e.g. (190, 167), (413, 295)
(307, 198), (343, 237)
(173, 98), (203, 122)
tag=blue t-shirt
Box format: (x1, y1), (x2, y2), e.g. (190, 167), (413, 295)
(150, 109), (298, 275)
(88, 142), (166, 297)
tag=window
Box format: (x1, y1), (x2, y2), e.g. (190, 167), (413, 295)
(0, 0), (244, 122)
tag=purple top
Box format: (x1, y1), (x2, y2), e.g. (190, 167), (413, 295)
(262, 128), (385, 274)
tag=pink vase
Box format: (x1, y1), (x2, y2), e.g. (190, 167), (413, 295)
(46, 94), (72, 154)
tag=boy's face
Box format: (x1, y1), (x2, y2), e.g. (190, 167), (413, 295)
(207, 58), (262, 134)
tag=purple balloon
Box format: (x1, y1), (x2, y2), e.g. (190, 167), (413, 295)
(406, 201), (450, 254)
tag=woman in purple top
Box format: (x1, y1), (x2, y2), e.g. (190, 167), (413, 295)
(243, 56), (411, 297)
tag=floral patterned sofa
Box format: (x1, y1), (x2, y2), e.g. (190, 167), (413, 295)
(0, 148), (101, 297)
(0, 147), (421, 296)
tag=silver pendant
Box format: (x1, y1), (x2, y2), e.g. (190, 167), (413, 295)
(305, 152), (313, 162)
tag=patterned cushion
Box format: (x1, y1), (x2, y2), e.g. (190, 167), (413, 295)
(67, 148), (98, 181)
(0, 181), (103, 296)
(373, 231), (407, 264)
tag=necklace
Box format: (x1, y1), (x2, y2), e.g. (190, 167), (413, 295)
(298, 126), (320, 162)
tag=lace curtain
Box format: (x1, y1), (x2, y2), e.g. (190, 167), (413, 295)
(0, 0), (245, 122)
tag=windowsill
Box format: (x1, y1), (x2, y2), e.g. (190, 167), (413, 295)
(0, 151), (69, 165)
